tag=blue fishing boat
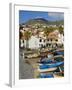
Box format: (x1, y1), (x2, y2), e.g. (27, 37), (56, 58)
(54, 72), (64, 77)
(56, 51), (64, 55)
(39, 61), (64, 69)
(54, 56), (64, 62)
(39, 73), (54, 78)
(38, 59), (56, 64)
(53, 50), (64, 56)
(38, 67), (57, 72)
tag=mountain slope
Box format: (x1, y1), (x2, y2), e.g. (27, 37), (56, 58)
(21, 18), (64, 26)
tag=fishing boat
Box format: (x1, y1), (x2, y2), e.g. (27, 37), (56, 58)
(38, 67), (57, 72)
(39, 61), (64, 69)
(54, 56), (64, 62)
(53, 72), (64, 77)
(39, 73), (54, 78)
(53, 49), (64, 56)
(37, 59), (56, 64)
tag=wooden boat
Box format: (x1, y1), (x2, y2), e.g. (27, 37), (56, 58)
(39, 61), (64, 69)
(53, 72), (64, 77)
(39, 73), (54, 78)
(37, 60), (56, 65)
(53, 49), (64, 56)
(54, 56), (64, 62)
(38, 67), (57, 72)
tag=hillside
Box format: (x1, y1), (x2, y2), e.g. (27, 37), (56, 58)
(21, 18), (64, 26)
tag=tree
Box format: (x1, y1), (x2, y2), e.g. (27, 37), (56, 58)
(59, 26), (64, 34)
(44, 27), (52, 38)
(49, 26), (54, 31)
(24, 31), (32, 49)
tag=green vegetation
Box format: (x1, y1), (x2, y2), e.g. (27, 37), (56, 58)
(59, 26), (64, 34)
(24, 18), (64, 26)
(43, 27), (51, 38)
(20, 18), (64, 41)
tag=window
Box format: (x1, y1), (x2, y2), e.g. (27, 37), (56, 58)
(46, 44), (48, 47)
(39, 39), (42, 42)
(23, 40), (24, 43)
(47, 39), (49, 41)
(56, 39), (58, 41)
(49, 44), (51, 46)
(56, 44), (57, 46)
(41, 44), (43, 48)
(44, 40), (45, 42)
(51, 39), (52, 41)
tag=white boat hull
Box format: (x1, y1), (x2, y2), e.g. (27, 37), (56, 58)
(38, 67), (57, 72)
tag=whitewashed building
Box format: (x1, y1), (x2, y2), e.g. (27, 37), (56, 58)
(28, 35), (46, 49)
(57, 34), (64, 45)
(29, 36), (39, 49)
(20, 35), (46, 49)
(46, 30), (64, 48)
(19, 29), (64, 49)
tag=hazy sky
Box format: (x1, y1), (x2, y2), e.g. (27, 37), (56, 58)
(19, 10), (64, 24)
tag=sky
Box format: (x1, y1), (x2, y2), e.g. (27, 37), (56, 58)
(19, 10), (64, 24)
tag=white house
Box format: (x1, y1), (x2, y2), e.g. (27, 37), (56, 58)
(45, 30), (64, 48)
(57, 34), (64, 45)
(28, 35), (46, 49)
(28, 36), (39, 49)
(20, 29), (64, 49)
(20, 35), (46, 49)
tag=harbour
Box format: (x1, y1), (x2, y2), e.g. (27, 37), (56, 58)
(19, 47), (64, 79)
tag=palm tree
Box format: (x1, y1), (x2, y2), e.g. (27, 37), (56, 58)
(24, 31), (32, 49)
